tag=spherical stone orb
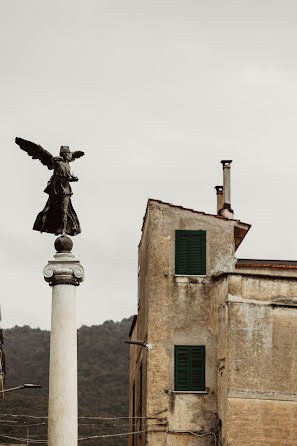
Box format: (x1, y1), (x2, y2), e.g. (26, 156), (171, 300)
(54, 235), (73, 253)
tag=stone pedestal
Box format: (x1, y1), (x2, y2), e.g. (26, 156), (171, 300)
(43, 238), (84, 446)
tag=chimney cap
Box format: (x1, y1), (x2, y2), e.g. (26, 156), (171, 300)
(215, 185), (223, 192)
(221, 160), (232, 166)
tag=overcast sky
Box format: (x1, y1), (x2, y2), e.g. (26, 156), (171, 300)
(1, 0), (297, 329)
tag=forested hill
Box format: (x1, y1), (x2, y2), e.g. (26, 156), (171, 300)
(0, 317), (132, 446)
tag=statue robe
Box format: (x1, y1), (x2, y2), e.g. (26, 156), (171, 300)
(33, 158), (81, 236)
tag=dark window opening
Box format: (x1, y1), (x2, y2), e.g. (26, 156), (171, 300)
(175, 230), (206, 275)
(175, 345), (205, 391)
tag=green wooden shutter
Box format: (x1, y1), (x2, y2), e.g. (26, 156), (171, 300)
(175, 232), (190, 274)
(190, 346), (205, 390)
(190, 232), (206, 275)
(175, 346), (190, 390)
(175, 231), (206, 275)
(175, 346), (205, 391)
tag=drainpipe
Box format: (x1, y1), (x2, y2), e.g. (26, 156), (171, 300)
(221, 160), (234, 218)
(215, 186), (224, 215)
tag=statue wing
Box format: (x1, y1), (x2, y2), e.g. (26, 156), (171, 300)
(15, 137), (54, 170)
(71, 150), (85, 161)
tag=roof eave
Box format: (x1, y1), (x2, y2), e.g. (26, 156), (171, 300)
(234, 222), (252, 252)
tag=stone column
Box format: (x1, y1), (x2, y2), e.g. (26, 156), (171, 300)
(43, 236), (84, 446)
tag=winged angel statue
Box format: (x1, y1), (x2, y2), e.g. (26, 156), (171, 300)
(15, 137), (84, 236)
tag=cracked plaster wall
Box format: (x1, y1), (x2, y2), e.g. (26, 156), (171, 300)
(132, 202), (236, 446)
(129, 201), (297, 446)
(225, 274), (297, 445)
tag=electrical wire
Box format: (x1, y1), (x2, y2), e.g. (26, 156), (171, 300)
(0, 434), (47, 444)
(0, 419), (18, 423)
(0, 421), (166, 428)
(0, 413), (163, 420)
(79, 416), (163, 420)
(0, 412), (218, 445)
(0, 414), (47, 419)
(78, 429), (165, 441)
(0, 425), (217, 444)
(0, 422), (47, 427)
(163, 429), (217, 446)
(78, 422), (167, 428)
(0, 429), (166, 444)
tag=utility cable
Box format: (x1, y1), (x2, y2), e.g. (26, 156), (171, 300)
(0, 422), (47, 427)
(0, 413), (163, 420)
(0, 434), (47, 444)
(164, 429), (217, 446)
(0, 421), (165, 428)
(0, 429), (166, 444)
(0, 414), (47, 419)
(78, 429), (165, 440)
(79, 415), (163, 420)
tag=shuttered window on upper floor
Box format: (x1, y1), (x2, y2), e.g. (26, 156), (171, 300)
(175, 230), (206, 275)
(175, 345), (205, 391)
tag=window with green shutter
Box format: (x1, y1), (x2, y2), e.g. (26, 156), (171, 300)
(174, 345), (205, 391)
(175, 230), (206, 275)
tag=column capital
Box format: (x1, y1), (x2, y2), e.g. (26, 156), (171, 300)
(43, 253), (84, 286)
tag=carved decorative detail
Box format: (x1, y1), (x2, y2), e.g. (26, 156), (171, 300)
(73, 266), (84, 278)
(43, 265), (55, 278)
(43, 260), (84, 286)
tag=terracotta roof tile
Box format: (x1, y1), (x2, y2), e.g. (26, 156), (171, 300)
(141, 198), (251, 232)
(236, 263), (297, 270)
(236, 258), (297, 269)
(138, 198), (251, 249)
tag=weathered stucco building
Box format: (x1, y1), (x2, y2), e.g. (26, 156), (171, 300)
(128, 161), (297, 446)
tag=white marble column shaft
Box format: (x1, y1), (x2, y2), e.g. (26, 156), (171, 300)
(44, 250), (84, 446)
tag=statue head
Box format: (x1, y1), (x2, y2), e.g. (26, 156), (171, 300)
(60, 146), (71, 161)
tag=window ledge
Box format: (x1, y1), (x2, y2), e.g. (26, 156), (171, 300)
(175, 275), (207, 284)
(172, 390), (208, 394)
(175, 275), (207, 277)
